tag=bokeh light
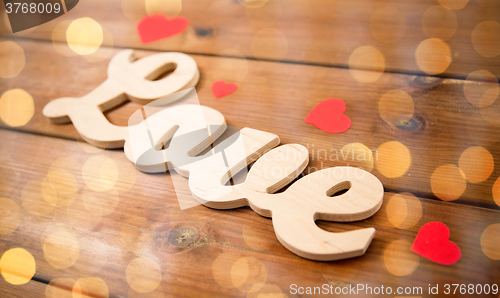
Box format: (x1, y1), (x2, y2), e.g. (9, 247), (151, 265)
(383, 240), (419, 276)
(126, 257), (162, 293)
(0, 89), (34, 127)
(21, 180), (54, 216)
(378, 89), (414, 127)
(82, 155), (119, 192)
(386, 193), (422, 229)
(340, 142), (374, 172)
(375, 141), (411, 178)
(0, 41), (25, 78)
(73, 277), (109, 298)
(77, 140), (104, 154)
(458, 146), (494, 183)
(42, 169), (78, 207)
(46, 278), (76, 298)
(247, 284), (286, 298)
(74, 237), (108, 274)
(145, 0), (182, 17)
(42, 229), (80, 269)
(52, 20), (79, 57)
(251, 28), (288, 61)
(370, 6), (406, 43)
(421, 5), (457, 40)
(471, 21), (500, 58)
(245, 0), (282, 28)
(415, 38), (451, 75)
(231, 257), (267, 293)
(212, 253), (239, 289)
(81, 187), (119, 217)
(0, 248), (36, 285)
(348, 46), (385, 83)
(464, 70), (499, 107)
(431, 164), (467, 201)
(66, 18), (103, 56)
(122, 0), (147, 22)
(0, 198), (21, 234)
(438, 0), (469, 10)
(493, 176), (500, 207)
(480, 224), (500, 260)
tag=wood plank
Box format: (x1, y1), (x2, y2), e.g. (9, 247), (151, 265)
(1, 128), (500, 297)
(1, 0), (500, 78)
(1, 38), (499, 208)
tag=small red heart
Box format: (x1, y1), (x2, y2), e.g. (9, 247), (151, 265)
(304, 98), (351, 133)
(137, 14), (189, 44)
(212, 81), (238, 98)
(411, 222), (461, 265)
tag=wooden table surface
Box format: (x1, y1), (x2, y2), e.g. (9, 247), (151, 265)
(1, 0), (500, 297)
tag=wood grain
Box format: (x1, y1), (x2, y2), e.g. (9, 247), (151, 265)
(0, 128), (499, 297)
(1, 0), (499, 78)
(1, 38), (499, 209)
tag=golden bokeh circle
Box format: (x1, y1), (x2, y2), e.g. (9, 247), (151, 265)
(82, 155), (119, 192)
(348, 46), (385, 83)
(212, 253), (239, 289)
(375, 141), (412, 178)
(52, 20), (78, 57)
(431, 164), (467, 201)
(46, 277), (76, 298)
(386, 193), (422, 229)
(21, 179), (55, 216)
(378, 89), (414, 127)
(493, 176), (500, 207)
(73, 277), (109, 298)
(370, 6), (406, 43)
(42, 169), (79, 207)
(464, 70), (499, 107)
(472, 21), (500, 58)
(145, 0), (182, 17)
(245, 0), (282, 28)
(0, 89), (34, 127)
(438, 0), (469, 10)
(66, 18), (104, 56)
(0, 248), (36, 285)
(126, 257), (162, 293)
(458, 146), (494, 183)
(81, 187), (119, 217)
(421, 5), (457, 41)
(42, 230), (80, 269)
(122, 0), (147, 22)
(383, 240), (420, 276)
(480, 223), (500, 260)
(415, 38), (452, 75)
(74, 237), (108, 274)
(0, 197), (21, 234)
(231, 257), (267, 293)
(247, 284), (286, 298)
(251, 28), (288, 61)
(340, 142), (374, 172)
(0, 41), (25, 78)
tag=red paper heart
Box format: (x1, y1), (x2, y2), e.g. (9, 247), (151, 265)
(411, 222), (461, 265)
(304, 98), (351, 133)
(137, 14), (189, 44)
(212, 81), (238, 98)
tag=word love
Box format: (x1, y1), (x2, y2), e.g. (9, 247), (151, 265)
(43, 50), (384, 261)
